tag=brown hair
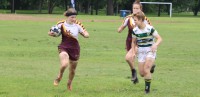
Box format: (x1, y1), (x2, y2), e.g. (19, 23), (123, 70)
(133, 0), (143, 10)
(133, 11), (145, 21)
(64, 8), (77, 17)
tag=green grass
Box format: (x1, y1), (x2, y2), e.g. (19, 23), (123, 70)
(0, 14), (200, 97)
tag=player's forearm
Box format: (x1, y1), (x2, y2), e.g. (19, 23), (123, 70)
(81, 31), (89, 38)
(155, 36), (162, 46)
(117, 26), (125, 33)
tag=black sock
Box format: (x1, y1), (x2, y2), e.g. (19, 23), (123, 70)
(145, 79), (151, 92)
(131, 69), (136, 76)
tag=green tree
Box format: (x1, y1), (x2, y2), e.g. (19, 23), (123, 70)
(107, 0), (114, 15)
(0, 0), (8, 9)
(193, 0), (200, 16)
(47, 0), (62, 14)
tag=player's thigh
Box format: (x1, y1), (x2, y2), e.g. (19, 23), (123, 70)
(144, 51), (156, 70)
(144, 58), (155, 70)
(125, 48), (135, 60)
(59, 51), (70, 65)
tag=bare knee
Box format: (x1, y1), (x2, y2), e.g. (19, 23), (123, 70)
(143, 68), (151, 76)
(139, 71), (145, 77)
(59, 52), (69, 68)
(61, 60), (69, 68)
(125, 54), (134, 62)
(61, 64), (67, 68)
(144, 65), (151, 74)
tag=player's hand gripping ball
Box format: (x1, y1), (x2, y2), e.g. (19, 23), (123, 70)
(50, 25), (61, 37)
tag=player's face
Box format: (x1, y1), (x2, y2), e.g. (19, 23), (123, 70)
(67, 15), (76, 23)
(132, 4), (141, 14)
(134, 17), (142, 26)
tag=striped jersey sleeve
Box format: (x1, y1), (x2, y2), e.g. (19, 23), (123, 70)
(144, 17), (152, 25)
(121, 14), (133, 27)
(57, 20), (65, 29)
(75, 20), (86, 32)
(56, 20), (86, 32)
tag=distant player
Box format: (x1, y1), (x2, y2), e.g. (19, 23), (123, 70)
(117, 0), (153, 84)
(48, 8), (89, 91)
(131, 11), (162, 94)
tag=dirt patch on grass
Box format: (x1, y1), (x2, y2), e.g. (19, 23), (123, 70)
(1, 14), (189, 24)
(0, 14), (123, 22)
(0, 14), (60, 22)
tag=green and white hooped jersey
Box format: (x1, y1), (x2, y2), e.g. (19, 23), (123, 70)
(132, 24), (158, 47)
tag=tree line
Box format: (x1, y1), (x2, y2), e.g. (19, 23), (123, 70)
(0, 0), (200, 16)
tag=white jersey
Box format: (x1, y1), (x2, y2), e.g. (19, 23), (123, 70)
(132, 24), (158, 47)
(57, 21), (84, 39)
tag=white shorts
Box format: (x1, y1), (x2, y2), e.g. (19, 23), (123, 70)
(137, 47), (156, 63)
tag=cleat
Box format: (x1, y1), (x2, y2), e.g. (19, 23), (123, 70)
(132, 77), (139, 84)
(150, 64), (156, 73)
(145, 90), (150, 94)
(131, 70), (139, 84)
(131, 74), (139, 84)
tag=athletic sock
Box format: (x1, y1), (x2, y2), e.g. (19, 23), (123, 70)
(131, 69), (136, 77)
(131, 69), (139, 84)
(145, 79), (151, 93)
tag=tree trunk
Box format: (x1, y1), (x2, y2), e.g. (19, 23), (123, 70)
(194, 0), (200, 16)
(84, 1), (89, 14)
(38, 0), (43, 13)
(107, 0), (114, 15)
(158, 4), (161, 17)
(76, 0), (79, 13)
(90, 2), (93, 15)
(64, 0), (68, 10)
(48, 0), (55, 14)
(95, 0), (99, 15)
(114, 0), (117, 16)
(11, 0), (15, 13)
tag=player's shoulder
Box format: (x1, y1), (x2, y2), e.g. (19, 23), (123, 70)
(57, 20), (65, 25)
(146, 24), (153, 29)
(144, 15), (150, 20)
(73, 23), (82, 28)
(124, 14), (133, 19)
(145, 24), (155, 33)
(74, 19), (83, 24)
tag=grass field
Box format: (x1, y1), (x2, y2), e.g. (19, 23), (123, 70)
(0, 14), (200, 97)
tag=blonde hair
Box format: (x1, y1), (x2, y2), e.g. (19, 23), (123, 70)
(133, 0), (143, 10)
(64, 8), (77, 17)
(133, 11), (145, 21)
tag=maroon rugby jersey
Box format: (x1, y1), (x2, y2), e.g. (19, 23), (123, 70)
(57, 20), (85, 49)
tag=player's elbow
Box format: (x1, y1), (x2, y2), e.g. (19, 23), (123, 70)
(159, 37), (163, 44)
